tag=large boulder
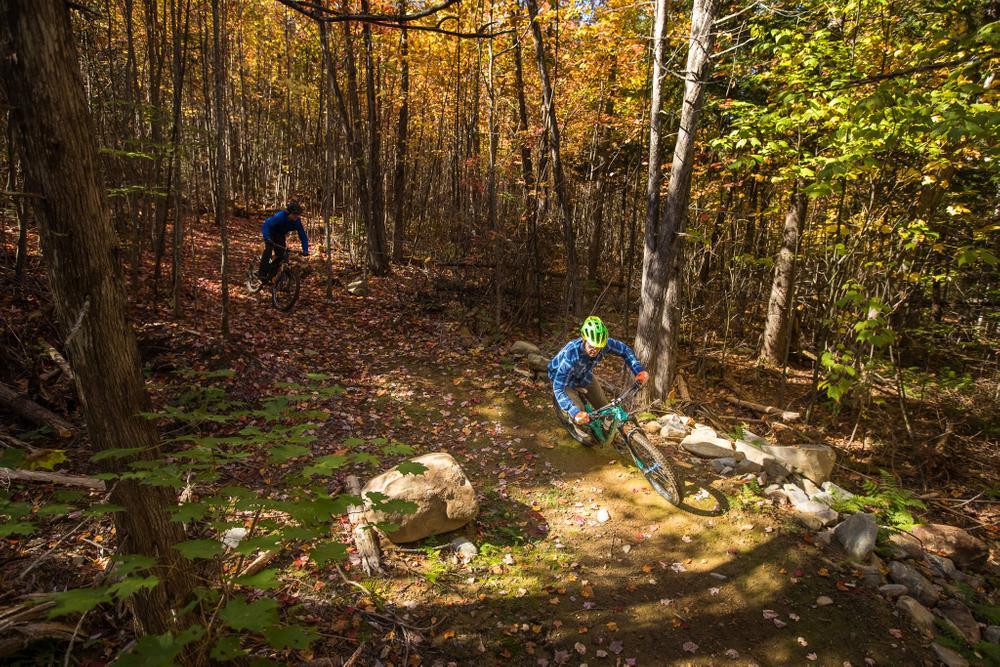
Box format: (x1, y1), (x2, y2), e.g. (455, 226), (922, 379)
(909, 524), (989, 569)
(834, 512), (878, 561)
(761, 443), (836, 484)
(362, 452), (478, 543)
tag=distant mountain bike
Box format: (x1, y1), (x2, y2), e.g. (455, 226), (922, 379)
(245, 246), (302, 312)
(553, 381), (682, 506)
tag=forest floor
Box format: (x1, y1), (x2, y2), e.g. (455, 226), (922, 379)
(1, 218), (997, 666)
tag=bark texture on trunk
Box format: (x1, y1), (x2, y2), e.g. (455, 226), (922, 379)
(636, 0), (722, 398)
(0, 0), (194, 637)
(760, 191), (808, 364)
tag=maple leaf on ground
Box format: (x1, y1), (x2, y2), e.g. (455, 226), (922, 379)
(682, 641), (698, 653)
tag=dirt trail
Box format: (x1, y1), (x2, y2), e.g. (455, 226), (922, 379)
(175, 222), (934, 665)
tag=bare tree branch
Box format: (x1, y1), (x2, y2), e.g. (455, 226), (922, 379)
(273, 0), (508, 37)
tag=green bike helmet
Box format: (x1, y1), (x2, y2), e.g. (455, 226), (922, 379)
(581, 316), (609, 349)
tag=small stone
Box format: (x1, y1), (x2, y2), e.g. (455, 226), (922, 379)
(888, 561), (939, 607)
(799, 476), (822, 497)
(878, 584), (908, 598)
(930, 643), (969, 667)
(762, 459), (790, 483)
(895, 595), (937, 639)
(984, 626), (1000, 644)
(734, 459), (763, 474)
(450, 536), (478, 559)
(935, 598), (981, 644)
(596, 508), (611, 524)
(680, 428), (741, 459)
(816, 595), (833, 606)
(643, 420), (661, 434)
(834, 512), (878, 561)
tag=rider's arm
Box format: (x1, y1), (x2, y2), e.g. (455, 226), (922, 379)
(295, 220), (309, 255)
(550, 359), (581, 418)
(606, 338), (644, 376)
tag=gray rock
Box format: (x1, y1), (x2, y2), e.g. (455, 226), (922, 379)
(734, 432), (773, 467)
(793, 500), (839, 530)
(910, 524), (989, 569)
(764, 484), (788, 505)
(935, 598), (981, 644)
(734, 459), (763, 474)
(888, 561), (939, 607)
(821, 481), (855, 500)
(815, 529), (835, 547)
(985, 625), (1000, 644)
(930, 643), (969, 667)
(782, 483), (811, 506)
(450, 536), (478, 560)
(857, 563), (886, 589)
(761, 443), (837, 484)
(643, 420), (662, 434)
(896, 595), (937, 639)
(927, 554), (958, 580)
(879, 583), (908, 598)
(888, 531), (925, 560)
(834, 512), (878, 561)
(363, 452), (479, 543)
(711, 458), (738, 475)
(220, 527), (248, 549)
(659, 424), (688, 440)
(799, 476), (822, 497)
(509, 340), (542, 356)
(762, 458), (790, 484)
(680, 427), (741, 459)
(658, 413), (690, 431)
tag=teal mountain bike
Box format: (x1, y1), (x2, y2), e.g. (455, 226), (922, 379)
(553, 381), (682, 506)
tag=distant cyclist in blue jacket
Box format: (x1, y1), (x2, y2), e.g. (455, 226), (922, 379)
(549, 316), (649, 429)
(257, 201), (309, 281)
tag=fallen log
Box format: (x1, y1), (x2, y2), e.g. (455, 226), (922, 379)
(0, 382), (75, 438)
(0, 467), (105, 491)
(724, 395), (801, 422)
(346, 475), (383, 575)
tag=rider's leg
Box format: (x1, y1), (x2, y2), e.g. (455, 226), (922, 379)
(581, 378), (609, 409)
(563, 387), (588, 416)
(258, 240), (276, 278)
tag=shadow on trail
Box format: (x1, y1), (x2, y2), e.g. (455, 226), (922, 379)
(674, 481), (730, 517)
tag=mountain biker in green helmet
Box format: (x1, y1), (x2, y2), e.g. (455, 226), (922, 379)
(548, 316), (649, 429)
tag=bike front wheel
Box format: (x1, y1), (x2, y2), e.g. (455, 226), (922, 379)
(271, 269), (301, 312)
(626, 430), (682, 505)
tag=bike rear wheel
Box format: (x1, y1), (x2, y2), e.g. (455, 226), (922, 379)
(271, 268), (301, 312)
(245, 260), (263, 294)
(626, 430), (682, 505)
(552, 395), (597, 447)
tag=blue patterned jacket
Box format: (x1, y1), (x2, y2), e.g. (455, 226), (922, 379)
(547, 337), (644, 417)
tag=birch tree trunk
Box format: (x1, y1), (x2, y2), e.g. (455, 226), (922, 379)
(760, 190), (808, 364)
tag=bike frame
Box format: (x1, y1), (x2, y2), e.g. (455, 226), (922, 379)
(583, 382), (642, 447)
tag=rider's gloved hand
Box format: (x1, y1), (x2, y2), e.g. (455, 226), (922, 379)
(574, 412), (591, 425)
(636, 371), (649, 385)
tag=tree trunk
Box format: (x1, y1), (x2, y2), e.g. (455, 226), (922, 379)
(0, 0), (195, 637)
(524, 0), (578, 315)
(212, 0), (230, 339)
(634, 0), (670, 373)
(760, 190), (808, 364)
(637, 0), (722, 398)
(390, 0), (410, 263)
(360, 0), (389, 275)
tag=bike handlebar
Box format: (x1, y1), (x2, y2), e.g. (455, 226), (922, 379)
(587, 380), (643, 418)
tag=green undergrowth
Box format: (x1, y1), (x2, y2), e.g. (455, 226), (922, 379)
(1, 368), (424, 663)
